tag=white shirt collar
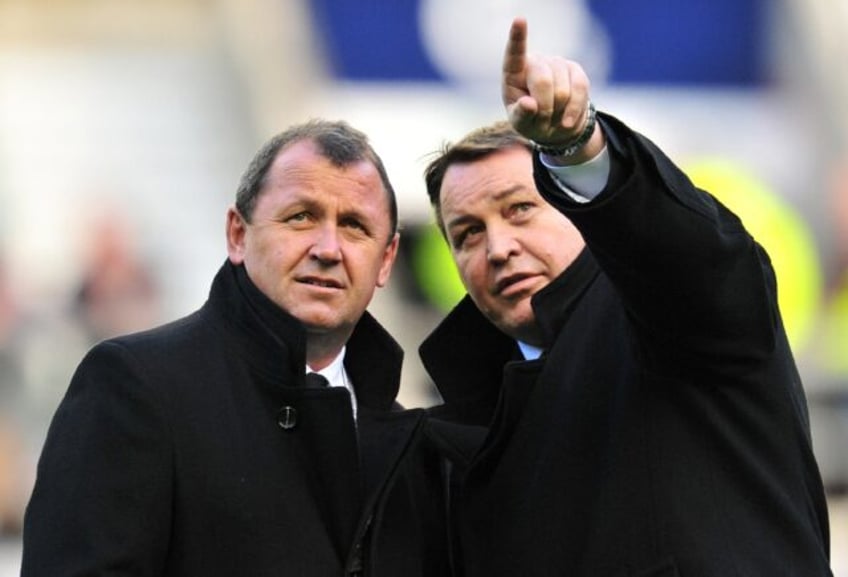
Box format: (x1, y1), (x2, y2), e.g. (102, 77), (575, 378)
(517, 340), (544, 360)
(307, 346), (357, 417)
(307, 346), (347, 387)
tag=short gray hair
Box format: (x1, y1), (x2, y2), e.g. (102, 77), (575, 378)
(235, 119), (398, 239)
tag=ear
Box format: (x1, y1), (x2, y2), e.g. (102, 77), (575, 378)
(376, 232), (400, 288)
(226, 207), (247, 264)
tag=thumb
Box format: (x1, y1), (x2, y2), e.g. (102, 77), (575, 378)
(507, 96), (538, 134)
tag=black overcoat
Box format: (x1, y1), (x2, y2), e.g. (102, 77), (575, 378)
(22, 261), (449, 577)
(421, 114), (833, 577)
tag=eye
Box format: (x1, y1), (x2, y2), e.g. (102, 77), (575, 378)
(340, 216), (369, 235)
(285, 211), (310, 223)
(510, 202), (534, 216)
(451, 224), (483, 250)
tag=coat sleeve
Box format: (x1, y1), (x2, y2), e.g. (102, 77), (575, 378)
(534, 112), (779, 371)
(21, 340), (173, 576)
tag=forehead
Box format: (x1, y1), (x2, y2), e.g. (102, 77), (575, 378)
(263, 140), (389, 208)
(440, 146), (536, 217)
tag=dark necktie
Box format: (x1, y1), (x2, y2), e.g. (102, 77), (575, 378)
(305, 372), (330, 388)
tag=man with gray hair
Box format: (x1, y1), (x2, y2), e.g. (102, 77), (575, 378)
(22, 120), (450, 576)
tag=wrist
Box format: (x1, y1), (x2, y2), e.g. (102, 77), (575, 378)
(541, 125), (605, 167)
(532, 101), (597, 158)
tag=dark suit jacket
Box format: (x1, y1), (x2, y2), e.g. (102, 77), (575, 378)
(421, 114), (833, 577)
(22, 261), (449, 577)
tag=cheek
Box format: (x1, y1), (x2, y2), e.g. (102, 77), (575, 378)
(259, 233), (304, 264)
(454, 253), (486, 294)
(249, 243), (278, 269)
(346, 245), (387, 283)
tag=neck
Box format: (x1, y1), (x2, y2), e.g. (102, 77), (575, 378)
(305, 333), (348, 371)
(505, 322), (544, 348)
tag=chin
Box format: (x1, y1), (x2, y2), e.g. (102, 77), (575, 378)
(293, 309), (341, 331)
(501, 314), (537, 342)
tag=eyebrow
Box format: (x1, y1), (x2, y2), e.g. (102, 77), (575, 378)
(445, 184), (525, 231)
(338, 206), (371, 225)
(295, 194), (372, 220)
(492, 184), (525, 202)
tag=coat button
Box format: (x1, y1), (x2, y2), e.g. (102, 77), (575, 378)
(277, 406), (298, 430)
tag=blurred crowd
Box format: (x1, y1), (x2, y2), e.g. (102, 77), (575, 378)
(0, 208), (162, 534)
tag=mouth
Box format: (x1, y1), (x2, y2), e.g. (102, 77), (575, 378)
(298, 276), (343, 289)
(494, 272), (537, 296)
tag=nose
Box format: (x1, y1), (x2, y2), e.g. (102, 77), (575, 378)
(486, 228), (520, 265)
(309, 225), (342, 263)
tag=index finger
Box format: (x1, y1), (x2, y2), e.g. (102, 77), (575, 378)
(502, 17), (528, 76)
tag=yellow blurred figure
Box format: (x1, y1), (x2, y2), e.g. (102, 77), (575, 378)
(685, 159), (823, 353)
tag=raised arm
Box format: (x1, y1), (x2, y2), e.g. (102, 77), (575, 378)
(502, 17), (605, 164)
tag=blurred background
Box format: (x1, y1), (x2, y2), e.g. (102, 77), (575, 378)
(0, 0), (846, 573)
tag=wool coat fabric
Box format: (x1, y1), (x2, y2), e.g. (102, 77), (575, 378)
(420, 114), (833, 577)
(22, 261), (449, 577)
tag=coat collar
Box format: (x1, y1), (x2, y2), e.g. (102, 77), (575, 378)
(531, 247), (601, 344)
(206, 261), (403, 409)
(420, 249), (600, 406)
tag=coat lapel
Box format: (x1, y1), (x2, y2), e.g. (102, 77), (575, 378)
(356, 408), (425, 509)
